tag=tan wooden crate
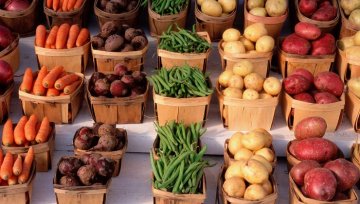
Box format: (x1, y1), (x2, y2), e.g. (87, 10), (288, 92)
(336, 42), (360, 82)
(0, 33), (19, 72)
(345, 90), (360, 132)
(0, 82), (14, 124)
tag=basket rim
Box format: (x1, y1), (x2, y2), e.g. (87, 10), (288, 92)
(0, 0), (38, 17)
(0, 81), (14, 100)
(34, 41), (91, 55)
(43, 0), (86, 15)
(284, 91), (345, 109)
(194, 0), (237, 21)
(148, 0), (189, 19)
(0, 161), (36, 192)
(91, 41), (149, 57)
(243, 0), (288, 23)
(0, 33), (19, 58)
(218, 39), (273, 59)
(94, 0), (140, 17)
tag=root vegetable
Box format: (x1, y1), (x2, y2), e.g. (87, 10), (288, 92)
(77, 165), (96, 186)
(95, 157), (115, 177)
(59, 175), (80, 186)
(281, 34), (311, 55)
(314, 92), (339, 104)
(291, 138), (338, 162)
(91, 135), (118, 151)
(304, 168), (337, 201)
(294, 93), (315, 103)
(294, 117), (327, 140)
(314, 72), (344, 97)
(97, 124), (116, 137)
(58, 157), (82, 175)
(290, 160), (321, 186)
(80, 153), (102, 166)
(294, 22), (321, 40)
(284, 75), (311, 95)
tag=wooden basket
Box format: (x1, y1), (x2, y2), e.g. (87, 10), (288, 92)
(244, 0), (288, 40)
(294, 0), (339, 33)
(43, 0), (88, 27)
(152, 176), (206, 204)
(86, 80), (149, 124)
(281, 92), (345, 132)
(194, 1), (236, 41)
(217, 82), (279, 131)
(218, 40), (272, 78)
(148, 0), (188, 36)
(223, 139), (277, 169)
(34, 42), (90, 73)
(2, 122), (55, 172)
(0, 162), (36, 204)
(351, 143), (360, 172)
(153, 91), (212, 127)
(0, 82), (14, 124)
(336, 42), (360, 82)
(278, 38), (335, 78)
(18, 73), (84, 124)
(345, 90), (360, 132)
(0, 0), (38, 36)
(289, 175), (358, 204)
(157, 32), (211, 71)
(73, 128), (128, 177)
(339, 6), (359, 39)
(91, 43), (149, 73)
(0, 33), (19, 73)
(94, 0), (140, 28)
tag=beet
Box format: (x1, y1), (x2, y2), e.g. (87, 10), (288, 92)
(100, 21), (117, 38)
(131, 87), (145, 96)
(114, 63), (128, 77)
(106, 74), (120, 83)
(77, 165), (96, 186)
(92, 135), (118, 151)
(91, 36), (105, 49)
(80, 153), (102, 166)
(124, 28), (141, 41)
(74, 134), (94, 150)
(121, 75), (135, 88)
(58, 157), (82, 176)
(91, 72), (106, 86)
(95, 157), (115, 177)
(79, 127), (92, 136)
(131, 35), (148, 50)
(97, 124), (116, 137)
(94, 78), (110, 96)
(110, 80), (128, 97)
(59, 175), (80, 186)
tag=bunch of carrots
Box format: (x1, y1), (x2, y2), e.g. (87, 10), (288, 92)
(35, 23), (89, 49)
(20, 66), (82, 96)
(2, 115), (51, 147)
(0, 147), (35, 185)
(46, 0), (84, 12)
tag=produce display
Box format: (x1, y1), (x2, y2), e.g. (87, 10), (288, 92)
(348, 77), (360, 98)
(0, 0), (31, 11)
(2, 115), (51, 146)
(35, 24), (90, 49)
(19, 66), (82, 96)
(88, 64), (147, 98)
(55, 154), (115, 186)
(97, 0), (138, 14)
(247, 0), (287, 17)
(0, 60), (13, 95)
(281, 22), (335, 55)
(158, 26), (210, 53)
(340, 0), (360, 27)
(0, 147), (34, 185)
(45, 0), (84, 11)
(298, 0), (337, 21)
(221, 25), (275, 54)
(0, 25), (14, 52)
(145, 0), (188, 15)
(92, 21), (148, 52)
(338, 31), (360, 58)
(73, 123), (126, 151)
(290, 159), (360, 201)
(218, 60), (281, 99)
(147, 65), (213, 98)
(197, 0), (236, 17)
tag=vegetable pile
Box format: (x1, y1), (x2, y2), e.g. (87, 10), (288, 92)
(338, 31), (360, 60)
(20, 66), (82, 96)
(247, 0), (287, 17)
(92, 21), (148, 52)
(198, 0), (236, 17)
(148, 0), (188, 15)
(282, 22), (335, 56)
(298, 0), (337, 21)
(89, 64), (147, 98)
(147, 65), (213, 98)
(0, 60), (13, 95)
(35, 24), (90, 49)
(158, 26), (210, 53)
(97, 0), (138, 14)
(46, 0), (84, 11)
(0, 0), (30, 11)
(0, 148), (35, 185)
(2, 115), (51, 147)
(74, 123), (126, 152)
(222, 25), (275, 54)
(340, 0), (360, 28)
(219, 60), (281, 99)
(56, 154), (115, 186)
(283, 69), (344, 105)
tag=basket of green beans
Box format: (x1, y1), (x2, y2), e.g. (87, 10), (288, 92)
(142, 0), (189, 16)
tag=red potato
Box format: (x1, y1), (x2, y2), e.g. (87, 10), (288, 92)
(284, 75), (311, 95)
(319, 1), (331, 7)
(299, 0), (318, 17)
(304, 168), (337, 201)
(311, 4), (337, 21)
(314, 72), (344, 97)
(314, 92), (339, 104)
(289, 140), (299, 156)
(294, 93), (315, 103)
(291, 68), (314, 83)
(311, 33), (336, 55)
(282, 34), (311, 55)
(292, 138), (338, 162)
(295, 22), (321, 40)
(294, 117), (327, 140)
(324, 159), (360, 192)
(301, 186), (309, 197)
(290, 160), (321, 186)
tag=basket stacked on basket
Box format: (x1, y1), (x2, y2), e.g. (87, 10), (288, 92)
(44, 0), (88, 27)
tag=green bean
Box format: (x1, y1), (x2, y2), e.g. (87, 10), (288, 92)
(150, 151), (161, 182)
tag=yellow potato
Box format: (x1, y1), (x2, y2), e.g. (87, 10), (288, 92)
(244, 184), (268, 200)
(223, 177), (246, 197)
(244, 23), (268, 42)
(349, 9), (360, 28)
(224, 41), (246, 54)
(242, 159), (269, 184)
(338, 36), (355, 50)
(256, 35), (275, 53)
(244, 72), (264, 92)
(250, 7), (267, 17)
(223, 87), (243, 99)
(234, 148), (254, 161)
(232, 60), (254, 77)
(340, 0), (360, 16)
(255, 148), (275, 162)
(239, 36), (255, 51)
(201, 0), (223, 17)
(225, 160), (247, 179)
(218, 0), (236, 13)
(228, 132), (244, 155)
(345, 46), (360, 58)
(219, 70), (234, 87)
(259, 92), (273, 99)
(265, 0), (287, 17)
(261, 179), (273, 195)
(197, 0), (205, 6)
(263, 77), (281, 96)
(247, 0), (265, 10)
(354, 31), (360, 46)
(223, 28), (241, 42)
(241, 131), (266, 151)
(250, 155), (272, 173)
(228, 75), (244, 89)
(252, 128), (272, 147)
(242, 89), (259, 100)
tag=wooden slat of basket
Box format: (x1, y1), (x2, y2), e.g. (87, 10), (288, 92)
(336, 43), (360, 82)
(345, 90), (360, 132)
(43, 0), (87, 27)
(0, 34), (19, 72)
(0, 82), (13, 124)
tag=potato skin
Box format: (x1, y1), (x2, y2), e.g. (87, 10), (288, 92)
(311, 33), (336, 55)
(299, 0), (318, 17)
(311, 3), (337, 21)
(284, 75), (311, 95)
(295, 22), (321, 40)
(290, 160), (321, 186)
(293, 93), (315, 103)
(281, 33), (311, 55)
(292, 138), (338, 162)
(291, 68), (314, 83)
(294, 117), (327, 140)
(314, 72), (344, 97)
(314, 92), (339, 104)
(304, 168), (337, 201)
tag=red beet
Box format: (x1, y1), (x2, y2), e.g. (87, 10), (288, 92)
(94, 78), (110, 96)
(110, 80), (129, 97)
(114, 63), (128, 77)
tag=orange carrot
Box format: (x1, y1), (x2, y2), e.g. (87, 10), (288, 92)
(8, 175), (17, 185)
(46, 88), (60, 96)
(64, 80), (81, 94)
(42, 66), (64, 88)
(66, 24), (80, 49)
(67, 0), (76, 10)
(24, 115), (37, 142)
(47, 0), (53, 8)
(14, 116), (28, 146)
(75, 28), (89, 47)
(55, 73), (79, 90)
(2, 119), (14, 146)
(62, 0), (68, 11)
(35, 117), (51, 143)
(20, 68), (34, 93)
(33, 66), (48, 96)
(45, 26), (59, 48)
(35, 25), (47, 47)
(53, 0), (60, 11)
(18, 147), (34, 184)
(55, 23), (70, 49)
(74, 0), (83, 9)
(12, 155), (22, 176)
(0, 152), (13, 180)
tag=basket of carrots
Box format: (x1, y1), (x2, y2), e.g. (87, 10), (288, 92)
(0, 148), (36, 204)
(34, 24), (90, 73)
(18, 66), (84, 124)
(43, 0), (88, 27)
(2, 116), (55, 172)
